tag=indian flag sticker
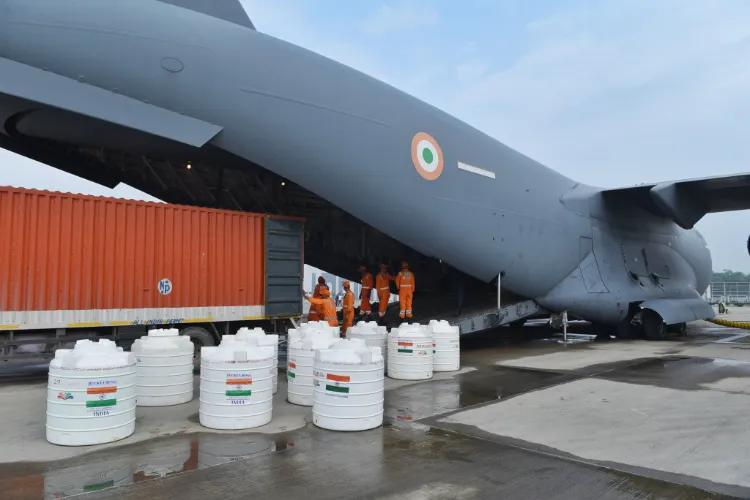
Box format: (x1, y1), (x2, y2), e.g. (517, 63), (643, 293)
(288, 362), (297, 379)
(225, 373), (252, 401)
(86, 380), (117, 414)
(325, 373), (351, 396)
(411, 132), (443, 180)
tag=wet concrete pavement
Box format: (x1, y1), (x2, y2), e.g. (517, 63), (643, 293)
(2, 321), (750, 499)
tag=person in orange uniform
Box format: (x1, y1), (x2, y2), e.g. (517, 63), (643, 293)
(376, 263), (395, 320)
(341, 281), (355, 335)
(395, 261), (415, 320)
(307, 276), (329, 322)
(305, 287), (338, 328)
(358, 265), (374, 318)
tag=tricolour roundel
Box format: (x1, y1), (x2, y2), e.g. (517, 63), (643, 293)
(411, 132), (443, 180)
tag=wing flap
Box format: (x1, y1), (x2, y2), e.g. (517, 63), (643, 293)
(602, 173), (750, 229)
(0, 57), (223, 148)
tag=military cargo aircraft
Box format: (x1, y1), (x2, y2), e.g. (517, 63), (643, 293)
(1, 0), (747, 339)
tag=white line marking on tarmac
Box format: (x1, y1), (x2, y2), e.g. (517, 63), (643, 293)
(457, 162), (495, 179)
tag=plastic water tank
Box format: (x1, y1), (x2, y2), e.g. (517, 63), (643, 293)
(46, 339), (136, 446)
(312, 338), (385, 431)
(427, 320), (460, 372)
(131, 328), (194, 406)
(387, 324), (434, 380)
(348, 321), (388, 368)
(287, 332), (338, 406)
(290, 323), (339, 344)
(199, 336), (275, 430)
(236, 327), (280, 395)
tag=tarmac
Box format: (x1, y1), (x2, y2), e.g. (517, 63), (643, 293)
(2, 314), (750, 499)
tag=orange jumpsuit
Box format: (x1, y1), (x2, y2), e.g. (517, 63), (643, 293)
(359, 272), (374, 316)
(306, 296), (338, 327)
(375, 272), (394, 318)
(307, 283), (329, 321)
(342, 289), (355, 334)
(396, 270), (415, 319)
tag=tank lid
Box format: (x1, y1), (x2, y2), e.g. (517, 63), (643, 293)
(390, 324), (431, 338)
(427, 320), (459, 334)
(315, 338), (383, 364)
(132, 328), (193, 353)
(50, 339), (135, 369)
(236, 328), (279, 343)
(201, 336), (274, 362)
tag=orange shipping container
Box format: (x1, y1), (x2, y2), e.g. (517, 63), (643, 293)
(0, 186), (304, 331)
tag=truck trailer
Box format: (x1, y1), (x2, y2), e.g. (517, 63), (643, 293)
(0, 186), (304, 364)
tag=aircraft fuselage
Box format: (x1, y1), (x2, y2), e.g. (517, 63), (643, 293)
(0, 0), (712, 328)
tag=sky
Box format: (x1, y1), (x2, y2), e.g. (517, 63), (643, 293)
(1, 0), (750, 271)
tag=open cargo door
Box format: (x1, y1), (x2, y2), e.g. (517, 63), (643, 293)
(264, 217), (304, 318)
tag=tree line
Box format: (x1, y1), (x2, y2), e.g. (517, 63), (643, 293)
(712, 270), (750, 282)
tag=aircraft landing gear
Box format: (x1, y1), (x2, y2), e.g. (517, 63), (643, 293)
(667, 322), (687, 337)
(614, 312), (641, 339)
(642, 309), (667, 340)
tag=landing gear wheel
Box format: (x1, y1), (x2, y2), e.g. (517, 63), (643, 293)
(642, 310), (667, 341)
(615, 320), (640, 339)
(667, 322), (687, 337)
(180, 326), (216, 372)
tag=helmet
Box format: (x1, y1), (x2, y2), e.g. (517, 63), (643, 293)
(358, 265), (367, 272)
(317, 276), (326, 284)
(401, 261), (409, 268)
(379, 263), (389, 269)
(319, 288), (330, 297)
(343, 281), (351, 288)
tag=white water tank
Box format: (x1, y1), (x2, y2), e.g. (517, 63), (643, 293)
(46, 339), (136, 446)
(199, 336), (274, 430)
(236, 327), (279, 395)
(289, 322), (339, 344)
(287, 332), (338, 406)
(348, 321), (388, 368)
(312, 338), (385, 431)
(131, 328), (194, 406)
(427, 320), (460, 372)
(387, 324), (433, 380)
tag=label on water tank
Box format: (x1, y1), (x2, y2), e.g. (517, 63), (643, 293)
(315, 370), (351, 398)
(225, 372), (252, 404)
(396, 340), (432, 355)
(287, 362), (297, 380)
(86, 379), (118, 416)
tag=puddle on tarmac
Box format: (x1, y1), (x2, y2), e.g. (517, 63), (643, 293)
(0, 431), (297, 499)
(597, 356), (750, 390)
(0, 364), (575, 499)
(385, 365), (574, 423)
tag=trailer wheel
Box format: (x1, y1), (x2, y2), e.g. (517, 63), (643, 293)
(180, 326), (216, 372)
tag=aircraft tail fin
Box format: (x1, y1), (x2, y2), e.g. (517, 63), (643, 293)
(157, 0), (255, 29)
(601, 172), (750, 229)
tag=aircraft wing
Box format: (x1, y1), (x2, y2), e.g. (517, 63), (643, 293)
(601, 173), (750, 229)
(0, 57), (223, 148)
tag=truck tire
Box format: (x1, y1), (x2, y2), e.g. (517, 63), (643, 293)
(180, 326), (216, 372)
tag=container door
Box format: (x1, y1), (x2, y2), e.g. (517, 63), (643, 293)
(264, 218), (304, 318)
